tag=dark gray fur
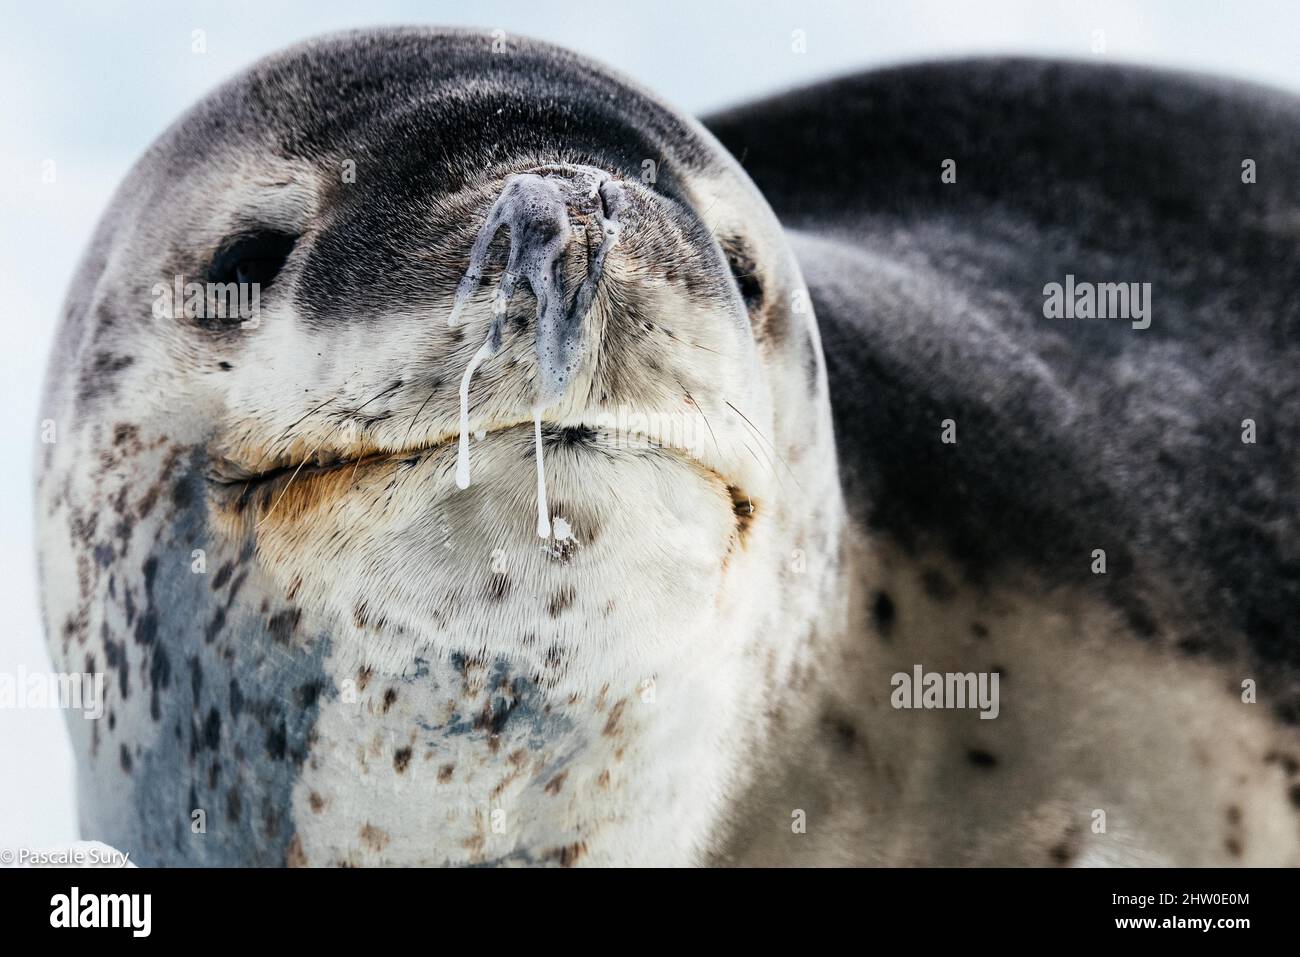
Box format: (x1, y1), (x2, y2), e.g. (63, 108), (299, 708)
(707, 58), (1300, 715)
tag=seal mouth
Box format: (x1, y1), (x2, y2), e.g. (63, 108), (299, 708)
(209, 421), (754, 524)
(208, 430), (461, 513)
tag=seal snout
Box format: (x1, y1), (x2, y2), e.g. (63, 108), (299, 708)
(446, 164), (628, 411)
(442, 164), (631, 532)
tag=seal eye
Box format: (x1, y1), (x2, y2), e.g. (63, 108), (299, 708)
(209, 230), (297, 288)
(720, 235), (764, 315)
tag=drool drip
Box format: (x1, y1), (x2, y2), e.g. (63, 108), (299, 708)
(444, 166), (627, 537)
(533, 409), (550, 538)
(454, 335), (495, 489)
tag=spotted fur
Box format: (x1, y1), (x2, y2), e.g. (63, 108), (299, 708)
(37, 34), (1300, 866)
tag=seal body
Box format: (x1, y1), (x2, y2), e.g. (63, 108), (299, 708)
(38, 32), (1300, 865)
(707, 59), (1300, 865)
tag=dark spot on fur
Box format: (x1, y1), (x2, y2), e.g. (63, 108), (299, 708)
(381, 688), (398, 713)
(119, 743), (132, 773)
(1264, 750), (1298, 775)
(266, 609), (300, 644)
(477, 694), (518, 738)
(872, 591), (896, 639)
(167, 468), (192, 509)
(359, 823), (390, 853)
(547, 587), (575, 618)
(1288, 783), (1300, 809)
(970, 622), (989, 640)
(542, 644), (564, 675)
(309, 791), (325, 813)
(189, 656), (203, 701)
(103, 636), (129, 699)
(967, 748), (998, 769)
(171, 474), (193, 510)
(487, 573), (510, 603)
(211, 563), (233, 591)
(134, 610), (157, 647)
(921, 568), (955, 601)
(552, 426), (597, 449)
(603, 700), (627, 737)
(205, 607), (225, 644)
(226, 787), (242, 823)
(1225, 836), (1243, 857)
(545, 770), (568, 795)
(821, 711), (858, 752)
(229, 678), (243, 719)
(438, 763), (455, 784)
(543, 841), (587, 867)
(393, 746), (412, 773)
(295, 680), (323, 709)
(263, 800), (284, 837)
(265, 718), (287, 761)
(218, 361), (233, 371)
(148, 646), (170, 721)
(77, 352), (135, 402)
(202, 707), (221, 749)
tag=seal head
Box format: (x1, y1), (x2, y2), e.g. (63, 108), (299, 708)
(38, 28), (841, 865)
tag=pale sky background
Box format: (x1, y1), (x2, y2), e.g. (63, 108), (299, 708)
(3, 0), (1299, 851)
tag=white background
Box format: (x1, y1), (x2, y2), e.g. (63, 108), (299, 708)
(3, 0), (1297, 850)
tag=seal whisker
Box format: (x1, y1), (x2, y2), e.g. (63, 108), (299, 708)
(337, 378), (405, 421)
(254, 380), (404, 525)
(254, 424), (344, 528)
(402, 384), (441, 447)
(680, 385), (723, 462)
(659, 326), (728, 360)
(725, 400), (803, 491)
(255, 393), (341, 471)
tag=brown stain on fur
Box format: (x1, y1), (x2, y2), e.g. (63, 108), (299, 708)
(543, 841), (587, 867)
(286, 834), (308, 867)
(603, 699), (627, 737)
(359, 822), (390, 853)
(728, 485), (756, 543)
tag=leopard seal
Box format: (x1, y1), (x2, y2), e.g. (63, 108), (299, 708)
(37, 30), (1300, 866)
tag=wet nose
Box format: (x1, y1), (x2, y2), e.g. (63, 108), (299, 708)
(445, 163), (628, 410)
